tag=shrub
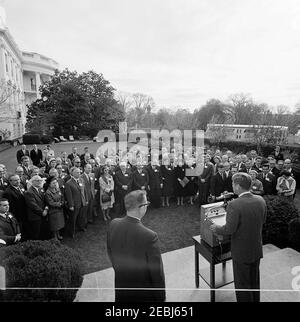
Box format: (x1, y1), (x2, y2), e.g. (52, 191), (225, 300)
(40, 135), (53, 144)
(288, 217), (300, 252)
(0, 240), (84, 302)
(263, 195), (299, 248)
(22, 134), (41, 145)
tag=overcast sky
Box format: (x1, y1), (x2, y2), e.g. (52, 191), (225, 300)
(2, 0), (300, 111)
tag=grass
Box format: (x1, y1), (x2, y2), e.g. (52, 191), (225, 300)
(63, 203), (200, 275)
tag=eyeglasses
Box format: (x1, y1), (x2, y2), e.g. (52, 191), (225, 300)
(138, 202), (150, 208)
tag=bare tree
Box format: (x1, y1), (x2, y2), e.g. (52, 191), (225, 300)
(115, 91), (133, 114)
(132, 93), (155, 111)
(129, 93), (156, 128)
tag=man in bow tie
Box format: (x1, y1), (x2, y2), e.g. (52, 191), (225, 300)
(0, 198), (21, 245)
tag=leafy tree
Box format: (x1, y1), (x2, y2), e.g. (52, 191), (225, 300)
(194, 99), (227, 130)
(26, 69), (125, 137)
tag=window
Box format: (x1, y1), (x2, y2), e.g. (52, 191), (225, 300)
(4, 53), (8, 72)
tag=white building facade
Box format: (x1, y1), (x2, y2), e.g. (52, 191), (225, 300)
(0, 5), (58, 143)
(206, 124), (289, 145)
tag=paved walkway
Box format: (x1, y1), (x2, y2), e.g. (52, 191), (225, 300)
(75, 244), (300, 302)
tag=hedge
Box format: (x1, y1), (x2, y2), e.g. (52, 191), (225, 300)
(0, 240), (84, 302)
(263, 195), (300, 249)
(288, 218), (300, 252)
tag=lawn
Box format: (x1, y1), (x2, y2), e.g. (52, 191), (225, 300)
(0, 142), (104, 174)
(63, 203), (200, 275)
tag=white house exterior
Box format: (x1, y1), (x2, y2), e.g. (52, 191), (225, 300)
(0, 5), (59, 143)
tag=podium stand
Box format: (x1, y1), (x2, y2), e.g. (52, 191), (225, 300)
(193, 235), (234, 302)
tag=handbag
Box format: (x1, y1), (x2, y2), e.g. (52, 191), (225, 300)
(101, 175), (112, 203)
(102, 191), (112, 203)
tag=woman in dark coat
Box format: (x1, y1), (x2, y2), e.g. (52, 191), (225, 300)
(45, 176), (65, 240)
(147, 161), (163, 208)
(174, 158), (186, 206)
(160, 157), (175, 207)
(185, 158), (198, 205)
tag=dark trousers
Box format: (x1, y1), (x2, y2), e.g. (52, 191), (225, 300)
(28, 220), (42, 240)
(117, 192), (127, 216)
(86, 199), (94, 223)
(79, 206), (88, 228)
(233, 260), (261, 302)
(198, 182), (210, 206)
(27, 218), (49, 240)
(67, 207), (81, 237)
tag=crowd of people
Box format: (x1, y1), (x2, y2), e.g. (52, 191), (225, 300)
(0, 143), (297, 246)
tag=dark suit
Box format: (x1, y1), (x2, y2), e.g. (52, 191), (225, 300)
(224, 171), (233, 192)
(0, 177), (9, 198)
(132, 169), (149, 192)
(16, 149), (29, 164)
(210, 173), (225, 197)
(24, 186), (48, 240)
(67, 153), (80, 163)
(270, 167), (280, 178)
(215, 193), (267, 302)
(257, 172), (277, 195)
(30, 149), (43, 166)
(237, 163), (247, 173)
(198, 162), (214, 205)
(3, 185), (28, 238)
(272, 152), (284, 162)
(80, 153), (94, 162)
(251, 165), (262, 173)
(107, 216), (166, 302)
(114, 170), (133, 216)
(81, 173), (95, 224)
(22, 166), (32, 181)
(64, 178), (86, 236)
(0, 213), (21, 245)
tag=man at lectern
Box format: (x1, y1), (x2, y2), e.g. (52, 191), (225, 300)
(210, 172), (266, 302)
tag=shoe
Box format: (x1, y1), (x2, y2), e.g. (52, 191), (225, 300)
(88, 221), (94, 224)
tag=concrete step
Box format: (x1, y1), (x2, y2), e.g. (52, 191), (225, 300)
(75, 244), (300, 302)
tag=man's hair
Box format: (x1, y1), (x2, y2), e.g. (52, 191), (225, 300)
(21, 156), (29, 162)
(0, 198), (9, 204)
(232, 173), (252, 190)
(280, 170), (291, 177)
(8, 174), (19, 182)
(124, 190), (147, 211)
(70, 167), (80, 175)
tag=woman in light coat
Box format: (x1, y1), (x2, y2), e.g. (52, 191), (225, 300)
(99, 165), (115, 221)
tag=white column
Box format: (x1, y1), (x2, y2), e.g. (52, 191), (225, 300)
(35, 72), (41, 99)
